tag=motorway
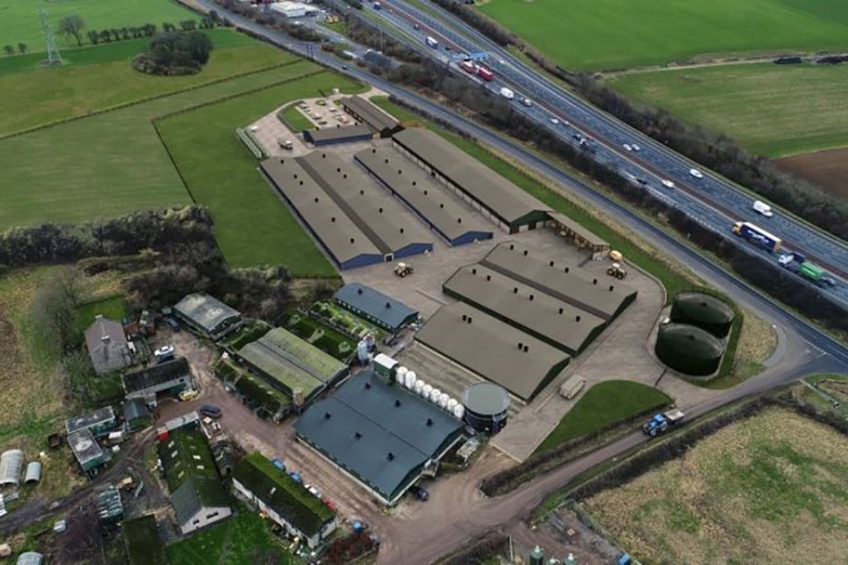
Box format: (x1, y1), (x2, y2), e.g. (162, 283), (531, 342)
(182, 2), (848, 562)
(363, 0), (848, 307)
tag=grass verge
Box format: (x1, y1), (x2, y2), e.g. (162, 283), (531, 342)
(277, 102), (314, 133)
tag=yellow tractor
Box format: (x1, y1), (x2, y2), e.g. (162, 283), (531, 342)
(606, 250), (627, 279)
(394, 262), (414, 278)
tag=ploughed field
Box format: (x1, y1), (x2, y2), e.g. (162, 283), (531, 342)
(775, 147), (848, 200)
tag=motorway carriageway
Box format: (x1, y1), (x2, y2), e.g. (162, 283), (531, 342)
(366, 0), (848, 306)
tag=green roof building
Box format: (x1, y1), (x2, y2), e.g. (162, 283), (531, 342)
(233, 453), (337, 549)
(158, 428), (231, 535)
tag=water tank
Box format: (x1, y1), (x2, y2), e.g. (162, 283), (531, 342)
(421, 383), (433, 398)
(453, 404), (465, 419)
(430, 388), (441, 402)
(447, 398), (458, 411)
(438, 393), (449, 408)
(405, 371), (417, 389)
(396, 366), (408, 384)
(356, 340), (370, 364)
(462, 382), (510, 435)
(656, 323), (725, 377)
(670, 291), (735, 338)
(414, 380), (425, 394)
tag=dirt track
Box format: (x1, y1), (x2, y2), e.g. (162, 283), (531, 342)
(775, 147), (848, 199)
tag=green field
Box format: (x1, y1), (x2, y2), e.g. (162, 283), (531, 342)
(477, 0), (848, 71)
(278, 103), (313, 133)
(166, 508), (295, 565)
(0, 42), (304, 233)
(156, 71), (365, 274)
(583, 408), (848, 563)
(535, 380), (669, 453)
(606, 62), (848, 157)
(0, 0), (196, 51)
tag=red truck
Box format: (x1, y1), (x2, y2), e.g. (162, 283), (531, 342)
(476, 66), (494, 81)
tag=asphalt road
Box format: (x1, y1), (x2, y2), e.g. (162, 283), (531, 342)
(365, 0), (848, 308)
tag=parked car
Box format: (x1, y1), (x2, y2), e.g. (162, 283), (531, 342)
(179, 389), (199, 402)
(409, 485), (429, 501)
(200, 405), (222, 419)
(154, 345), (175, 362)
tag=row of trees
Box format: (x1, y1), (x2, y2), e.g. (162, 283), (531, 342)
(2, 43), (27, 55)
(51, 14), (214, 48)
(133, 30), (214, 75)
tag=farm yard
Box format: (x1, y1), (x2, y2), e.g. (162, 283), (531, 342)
(605, 62), (848, 158)
(0, 0), (196, 51)
(477, 0), (848, 71)
(582, 408), (848, 564)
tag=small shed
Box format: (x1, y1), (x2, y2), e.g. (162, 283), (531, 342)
(0, 449), (24, 487)
(16, 553), (44, 565)
(24, 462), (42, 485)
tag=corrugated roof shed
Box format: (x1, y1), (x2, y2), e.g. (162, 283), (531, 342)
(174, 293), (241, 335)
(16, 553), (43, 565)
(340, 96), (400, 134)
(443, 264), (606, 355)
(0, 450), (23, 487)
(355, 147), (494, 246)
(24, 462), (41, 484)
(65, 406), (116, 435)
(234, 453), (335, 537)
(393, 128), (551, 230)
(298, 151), (432, 257)
(481, 242), (636, 320)
(334, 283), (419, 333)
(123, 357), (191, 394)
(261, 156), (384, 270)
(84, 316), (131, 375)
(415, 302), (571, 401)
(295, 371), (463, 504)
(304, 123), (373, 145)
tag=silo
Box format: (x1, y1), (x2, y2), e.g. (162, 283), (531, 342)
(438, 393), (449, 408)
(405, 371), (417, 389)
(462, 382), (510, 435)
(415, 380), (426, 395)
(655, 323), (725, 376)
(430, 388), (442, 403)
(421, 383), (432, 398)
(670, 291), (735, 338)
(453, 404), (465, 419)
(447, 398), (458, 412)
(396, 366), (408, 385)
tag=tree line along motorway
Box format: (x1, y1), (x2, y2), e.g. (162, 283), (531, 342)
(367, 0), (848, 306)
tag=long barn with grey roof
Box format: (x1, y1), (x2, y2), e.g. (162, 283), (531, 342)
(334, 283), (419, 334)
(355, 147), (494, 246)
(295, 370), (464, 505)
(303, 123), (374, 146)
(415, 302), (571, 401)
(443, 265), (605, 355)
(392, 128), (551, 233)
(481, 242), (636, 320)
(340, 96), (402, 137)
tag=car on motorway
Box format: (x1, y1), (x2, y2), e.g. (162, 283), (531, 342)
(550, 117), (560, 125)
(623, 143), (632, 151)
(689, 168), (704, 179)
(520, 97), (533, 107)
(753, 200), (774, 217)
(413, 23), (420, 30)
(409, 485), (429, 501)
(341, 64), (348, 70)
(631, 143), (641, 151)
(200, 404), (222, 419)
(499, 87), (515, 100)
(661, 179), (676, 189)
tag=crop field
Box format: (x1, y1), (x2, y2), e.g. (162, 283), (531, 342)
(0, 0), (195, 51)
(477, 0), (848, 71)
(776, 147), (848, 199)
(535, 381), (669, 453)
(606, 62), (848, 157)
(583, 408), (848, 563)
(0, 46), (303, 233)
(155, 70), (365, 273)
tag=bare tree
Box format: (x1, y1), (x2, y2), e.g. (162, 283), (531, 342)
(58, 14), (86, 46)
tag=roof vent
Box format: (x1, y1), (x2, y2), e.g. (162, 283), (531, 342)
(398, 169), (402, 175)
(467, 316), (472, 324)
(280, 159), (285, 164)
(365, 382), (371, 390)
(299, 180), (304, 186)
(426, 418), (433, 427)
(314, 197), (319, 203)
(609, 285), (615, 291)
(386, 302), (391, 308)
(355, 431), (362, 439)
(440, 203), (444, 209)
(523, 345), (529, 352)
(565, 267), (570, 273)
(593, 278), (598, 285)
(399, 228), (404, 234)
(529, 294), (534, 301)
(461, 314), (467, 322)
(576, 315), (581, 322)
(379, 207), (383, 214)
(472, 268), (477, 275)
(509, 244), (515, 250)
(549, 260), (555, 267)
(395, 399), (401, 407)
(457, 218), (462, 224)
(486, 275), (491, 281)
(513, 287), (518, 294)
(337, 168), (341, 173)
(385, 158), (388, 163)
(331, 217), (336, 223)
(518, 342), (523, 349)
(322, 153), (326, 158)
(357, 288), (363, 294)
(294, 173), (298, 179)
(343, 173), (347, 179)
(360, 189), (365, 195)
(558, 307), (563, 314)
(412, 181), (417, 186)
(324, 412), (332, 420)
(523, 250), (528, 256)
(350, 237), (355, 244)
(424, 190), (428, 195)
(387, 452), (394, 461)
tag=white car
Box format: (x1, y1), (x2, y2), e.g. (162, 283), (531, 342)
(660, 179), (675, 189)
(689, 168), (704, 179)
(623, 144), (633, 151)
(631, 144), (641, 151)
(499, 87), (515, 100)
(521, 97), (533, 107)
(753, 200), (774, 217)
(550, 117), (560, 125)
(155, 345), (175, 358)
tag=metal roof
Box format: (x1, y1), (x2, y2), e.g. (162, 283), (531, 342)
(334, 283), (418, 332)
(84, 316), (131, 375)
(415, 302), (571, 401)
(298, 151), (432, 255)
(355, 147), (494, 244)
(0, 449), (23, 487)
(16, 553), (43, 565)
(123, 357), (190, 394)
(174, 293), (241, 334)
(68, 429), (104, 467)
(295, 371), (463, 504)
(261, 156), (383, 267)
(443, 264), (605, 354)
(123, 398), (149, 423)
(24, 462), (42, 484)
(547, 212), (609, 248)
(304, 123), (373, 144)
(462, 382), (510, 416)
(340, 96), (400, 133)
(392, 128), (551, 227)
(481, 242), (637, 320)
(65, 406), (116, 435)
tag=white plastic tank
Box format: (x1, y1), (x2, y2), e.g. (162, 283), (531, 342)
(430, 388), (441, 402)
(414, 380), (425, 394)
(447, 398), (458, 411)
(356, 340), (370, 364)
(405, 371), (417, 389)
(396, 366), (408, 384)
(438, 393), (449, 408)
(421, 383), (433, 398)
(453, 404), (465, 419)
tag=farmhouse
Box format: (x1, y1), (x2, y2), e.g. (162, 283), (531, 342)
(122, 357), (193, 405)
(158, 428), (231, 535)
(334, 283), (419, 334)
(392, 128), (552, 233)
(174, 293), (243, 340)
(84, 315), (132, 375)
(295, 371), (464, 505)
(233, 453), (337, 549)
(415, 302), (571, 401)
(339, 96), (402, 138)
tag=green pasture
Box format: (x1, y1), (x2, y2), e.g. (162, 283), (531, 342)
(477, 0), (848, 70)
(606, 62), (848, 157)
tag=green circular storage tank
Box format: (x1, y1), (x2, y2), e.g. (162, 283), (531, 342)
(670, 292), (735, 338)
(656, 323), (725, 377)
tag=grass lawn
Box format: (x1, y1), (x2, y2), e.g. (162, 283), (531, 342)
(166, 508), (296, 565)
(71, 295), (127, 344)
(155, 71), (365, 273)
(477, 0), (848, 71)
(534, 380), (670, 453)
(0, 0), (196, 51)
(371, 96), (694, 299)
(285, 313), (355, 361)
(583, 408), (848, 563)
(277, 102), (313, 133)
(0, 50), (307, 233)
(606, 62), (848, 157)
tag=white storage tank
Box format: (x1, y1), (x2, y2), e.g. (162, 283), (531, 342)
(447, 398), (458, 411)
(414, 380), (425, 394)
(453, 404), (465, 419)
(438, 393), (449, 408)
(396, 366), (408, 384)
(405, 371), (417, 389)
(356, 340), (370, 364)
(430, 388), (441, 402)
(421, 383), (433, 398)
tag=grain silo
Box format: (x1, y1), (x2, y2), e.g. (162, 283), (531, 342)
(670, 292), (735, 338)
(655, 323), (725, 376)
